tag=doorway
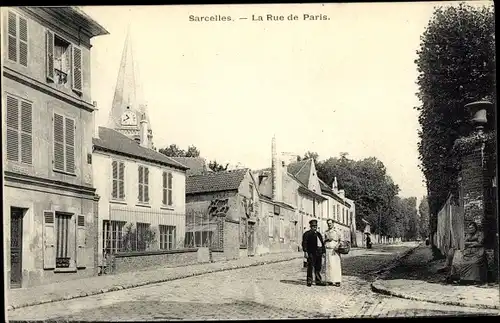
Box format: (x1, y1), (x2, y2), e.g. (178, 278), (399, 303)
(10, 207), (24, 289)
(247, 222), (255, 256)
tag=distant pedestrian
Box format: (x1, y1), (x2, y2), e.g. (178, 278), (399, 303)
(324, 219), (342, 286)
(366, 234), (372, 249)
(302, 219), (326, 287)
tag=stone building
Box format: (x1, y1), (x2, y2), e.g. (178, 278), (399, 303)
(92, 29), (188, 269)
(182, 168), (259, 261)
(3, 7), (108, 288)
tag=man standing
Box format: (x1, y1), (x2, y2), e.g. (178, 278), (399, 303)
(302, 219), (326, 286)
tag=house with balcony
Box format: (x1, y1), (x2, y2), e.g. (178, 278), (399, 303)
(2, 7), (108, 288)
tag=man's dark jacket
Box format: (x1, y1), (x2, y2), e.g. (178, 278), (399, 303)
(302, 229), (326, 254)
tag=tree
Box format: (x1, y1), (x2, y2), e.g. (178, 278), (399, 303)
(418, 196), (430, 239)
(208, 160), (229, 172)
(159, 144), (201, 158)
(303, 151), (319, 162)
(414, 4), (495, 229)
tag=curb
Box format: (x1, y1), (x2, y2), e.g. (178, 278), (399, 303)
(369, 244), (500, 311)
(8, 255), (302, 311)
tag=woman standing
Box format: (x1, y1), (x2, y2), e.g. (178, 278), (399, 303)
(324, 219), (342, 286)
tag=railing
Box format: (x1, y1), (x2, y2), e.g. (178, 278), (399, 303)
(184, 209), (224, 251)
(434, 193), (464, 256)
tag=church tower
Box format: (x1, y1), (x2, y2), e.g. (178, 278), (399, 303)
(107, 28), (154, 148)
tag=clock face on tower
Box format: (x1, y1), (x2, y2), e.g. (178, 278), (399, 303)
(120, 111), (137, 126)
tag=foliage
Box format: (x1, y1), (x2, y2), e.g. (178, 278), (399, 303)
(208, 160), (229, 172)
(159, 144), (201, 157)
(297, 151), (319, 162)
(121, 223), (156, 252)
(418, 196), (431, 239)
(414, 3), (495, 226)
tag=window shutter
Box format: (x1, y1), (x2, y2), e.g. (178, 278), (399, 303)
(65, 118), (75, 173)
(167, 172), (173, 206)
(162, 172), (167, 205)
(43, 211), (56, 269)
(18, 16), (28, 67)
(8, 11), (17, 62)
(138, 166), (143, 202)
(144, 167), (149, 202)
(72, 46), (83, 93)
(76, 215), (86, 268)
(20, 101), (32, 164)
(118, 162), (125, 199)
(46, 30), (54, 81)
(53, 113), (65, 171)
(112, 161), (118, 199)
(6, 96), (19, 162)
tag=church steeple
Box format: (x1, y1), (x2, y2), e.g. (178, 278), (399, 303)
(107, 27), (153, 148)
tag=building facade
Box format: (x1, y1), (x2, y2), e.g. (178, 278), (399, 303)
(319, 178), (354, 242)
(2, 7), (108, 288)
(93, 126), (188, 268)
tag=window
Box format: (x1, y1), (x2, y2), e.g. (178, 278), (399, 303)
(279, 218), (285, 240)
(160, 225), (176, 250)
(240, 219), (248, 248)
(53, 113), (75, 173)
(46, 30), (82, 93)
(103, 220), (126, 255)
(55, 213), (72, 268)
(162, 171), (173, 206)
(6, 95), (32, 164)
(268, 214), (274, 237)
(249, 183), (254, 202)
(112, 161), (125, 200)
(7, 11), (28, 66)
(336, 205), (340, 222)
(136, 222), (150, 251)
(138, 166), (149, 203)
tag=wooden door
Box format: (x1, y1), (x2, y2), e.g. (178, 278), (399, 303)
(247, 222), (255, 256)
(10, 208), (24, 289)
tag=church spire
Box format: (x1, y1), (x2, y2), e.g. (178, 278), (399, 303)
(107, 27), (153, 147)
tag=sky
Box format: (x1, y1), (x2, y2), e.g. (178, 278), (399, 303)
(81, 2), (491, 200)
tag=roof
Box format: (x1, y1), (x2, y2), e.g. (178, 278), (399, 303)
(287, 159), (312, 187)
(38, 7), (109, 37)
(93, 127), (188, 171)
(170, 157), (211, 176)
(186, 168), (249, 195)
(318, 178), (349, 205)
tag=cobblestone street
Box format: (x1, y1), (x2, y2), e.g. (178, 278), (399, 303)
(7, 244), (498, 321)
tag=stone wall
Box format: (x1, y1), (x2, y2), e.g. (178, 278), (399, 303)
(112, 248), (210, 274)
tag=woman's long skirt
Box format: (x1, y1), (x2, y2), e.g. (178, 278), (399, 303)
(325, 248), (342, 283)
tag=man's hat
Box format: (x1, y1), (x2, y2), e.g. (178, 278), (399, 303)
(309, 219), (318, 226)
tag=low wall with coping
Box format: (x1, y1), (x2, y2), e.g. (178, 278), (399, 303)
(111, 248), (211, 274)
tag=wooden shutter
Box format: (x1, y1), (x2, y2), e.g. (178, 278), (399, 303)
(8, 11), (17, 62)
(72, 46), (82, 93)
(162, 172), (167, 205)
(76, 215), (86, 268)
(144, 167), (150, 202)
(118, 162), (125, 199)
(111, 161), (118, 199)
(18, 16), (28, 67)
(6, 96), (19, 161)
(20, 101), (32, 164)
(167, 172), (173, 206)
(65, 118), (75, 173)
(53, 113), (65, 171)
(43, 211), (56, 269)
(138, 166), (144, 202)
(46, 30), (54, 81)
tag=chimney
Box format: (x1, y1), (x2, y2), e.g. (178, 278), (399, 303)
(139, 113), (148, 148)
(332, 177), (338, 193)
(339, 189), (345, 198)
(92, 101), (99, 139)
(271, 136), (282, 202)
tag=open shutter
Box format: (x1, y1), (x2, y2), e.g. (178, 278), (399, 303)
(43, 211), (56, 269)
(6, 96), (19, 161)
(53, 113), (65, 171)
(18, 16), (28, 67)
(162, 172), (167, 205)
(138, 166), (144, 202)
(76, 215), (86, 268)
(118, 162), (125, 199)
(72, 46), (82, 93)
(167, 172), (173, 206)
(65, 118), (75, 173)
(46, 30), (54, 82)
(111, 161), (118, 199)
(8, 11), (17, 62)
(20, 101), (32, 164)
(144, 167), (150, 202)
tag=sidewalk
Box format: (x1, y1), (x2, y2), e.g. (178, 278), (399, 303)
(371, 244), (500, 310)
(7, 251), (302, 311)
